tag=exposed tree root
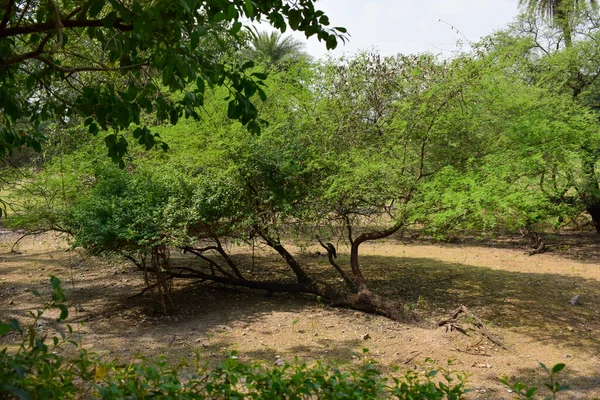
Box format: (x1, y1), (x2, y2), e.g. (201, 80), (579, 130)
(438, 305), (509, 350)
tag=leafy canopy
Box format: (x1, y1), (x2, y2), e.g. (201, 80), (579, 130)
(0, 0), (346, 164)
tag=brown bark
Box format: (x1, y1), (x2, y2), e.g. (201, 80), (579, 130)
(161, 267), (413, 322)
(320, 285), (413, 321)
(586, 205), (600, 234)
(350, 221), (404, 292)
(258, 230), (313, 285)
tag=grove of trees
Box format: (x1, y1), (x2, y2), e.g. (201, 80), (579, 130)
(2, 2), (600, 320)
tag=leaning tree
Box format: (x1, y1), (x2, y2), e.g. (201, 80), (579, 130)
(56, 52), (487, 319)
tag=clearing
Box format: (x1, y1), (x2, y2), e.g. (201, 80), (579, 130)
(1, 230), (599, 399)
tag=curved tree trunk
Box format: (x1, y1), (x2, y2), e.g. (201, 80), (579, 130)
(586, 205), (600, 233)
(350, 221), (404, 292)
(131, 222), (415, 321)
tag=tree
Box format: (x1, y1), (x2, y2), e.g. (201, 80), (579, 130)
(0, 0), (346, 163)
(36, 51), (484, 320)
(518, 0), (597, 46)
(243, 30), (307, 66)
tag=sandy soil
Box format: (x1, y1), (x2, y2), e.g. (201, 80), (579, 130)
(1, 230), (599, 399)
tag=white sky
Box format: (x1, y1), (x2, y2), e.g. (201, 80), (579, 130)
(282, 0), (521, 58)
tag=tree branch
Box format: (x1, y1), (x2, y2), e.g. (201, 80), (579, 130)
(0, 17), (133, 39)
(0, 0), (15, 33)
(257, 227), (313, 285)
(182, 246), (234, 279)
(32, 55), (149, 73)
(1, 34), (52, 66)
(317, 237), (357, 293)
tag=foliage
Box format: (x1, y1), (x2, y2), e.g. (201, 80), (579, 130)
(0, 276), (92, 399)
(242, 29), (307, 66)
(518, 0), (597, 46)
(0, 0), (346, 162)
(500, 362), (576, 399)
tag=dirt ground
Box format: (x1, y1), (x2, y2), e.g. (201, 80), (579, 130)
(1, 229), (599, 399)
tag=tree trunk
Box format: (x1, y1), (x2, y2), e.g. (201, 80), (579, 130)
(350, 221), (404, 292)
(319, 285), (413, 321)
(587, 205), (600, 233)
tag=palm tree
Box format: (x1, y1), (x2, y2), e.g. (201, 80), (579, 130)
(518, 0), (597, 46)
(243, 30), (307, 66)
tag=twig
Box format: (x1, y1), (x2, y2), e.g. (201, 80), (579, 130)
(438, 305), (510, 350)
(126, 283), (158, 299)
(403, 351), (422, 364)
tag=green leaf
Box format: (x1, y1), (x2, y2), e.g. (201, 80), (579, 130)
(241, 61), (255, 70)
(325, 35), (337, 50)
(50, 275), (61, 290)
(102, 11), (118, 28)
(244, 0), (255, 17)
(8, 319), (20, 332)
(251, 72), (267, 80)
(525, 387), (537, 398)
(551, 363), (566, 374)
(35, 338), (48, 352)
(212, 12), (227, 23)
(230, 21), (242, 35)
(288, 9), (302, 30)
(56, 304), (69, 321)
(0, 322), (10, 335)
(89, 1), (105, 18)
(227, 100), (239, 119)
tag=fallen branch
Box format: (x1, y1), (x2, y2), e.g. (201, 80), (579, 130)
(403, 351), (422, 365)
(127, 283), (158, 299)
(438, 305), (509, 350)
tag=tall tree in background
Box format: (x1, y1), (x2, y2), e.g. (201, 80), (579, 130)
(244, 30), (307, 66)
(518, 0), (597, 46)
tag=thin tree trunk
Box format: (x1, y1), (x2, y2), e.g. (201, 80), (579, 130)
(587, 205), (600, 233)
(350, 221), (404, 292)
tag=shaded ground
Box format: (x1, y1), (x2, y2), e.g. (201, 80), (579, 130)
(1, 230), (599, 399)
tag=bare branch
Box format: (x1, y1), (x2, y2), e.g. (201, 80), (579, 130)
(47, 0), (63, 53)
(32, 55), (149, 73)
(1, 34), (52, 66)
(317, 237), (357, 293)
(0, 17), (133, 39)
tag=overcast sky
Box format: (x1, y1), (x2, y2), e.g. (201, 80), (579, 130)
(282, 0), (521, 59)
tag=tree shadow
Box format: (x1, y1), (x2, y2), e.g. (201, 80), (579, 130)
(337, 253), (600, 353)
(506, 364), (600, 399)
(3, 237), (600, 376)
(393, 230), (600, 265)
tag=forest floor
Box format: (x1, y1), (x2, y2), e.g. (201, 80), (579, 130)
(0, 229), (599, 399)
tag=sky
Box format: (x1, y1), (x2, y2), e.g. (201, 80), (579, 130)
(281, 0), (521, 59)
